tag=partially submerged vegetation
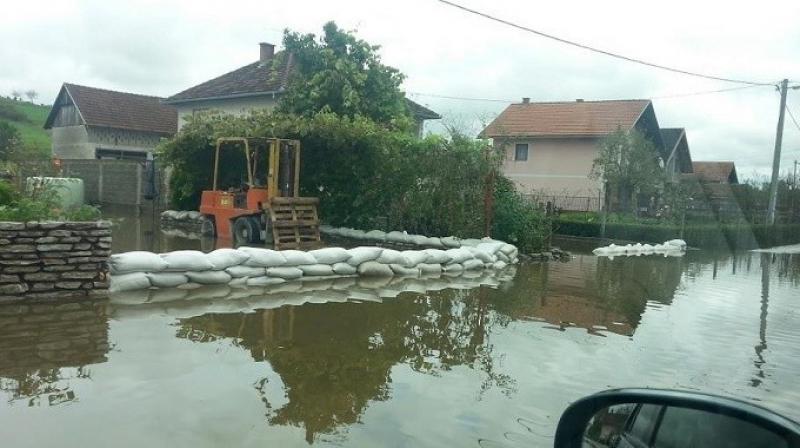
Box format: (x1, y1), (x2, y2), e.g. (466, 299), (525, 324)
(0, 180), (101, 222)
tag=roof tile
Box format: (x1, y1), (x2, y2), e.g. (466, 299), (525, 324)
(481, 99), (650, 138)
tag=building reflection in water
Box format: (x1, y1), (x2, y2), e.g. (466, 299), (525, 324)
(0, 300), (109, 407)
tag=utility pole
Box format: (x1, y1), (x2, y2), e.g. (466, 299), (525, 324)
(767, 79), (789, 225)
(791, 160), (798, 222)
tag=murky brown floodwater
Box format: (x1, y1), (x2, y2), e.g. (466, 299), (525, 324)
(2, 232), (798, 447)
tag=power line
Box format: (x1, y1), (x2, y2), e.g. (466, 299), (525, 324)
(786, 105), (800, 132)
(409, 84), (770, 104)
(408, 91), (514, 103)
(437, 0), (776, 87)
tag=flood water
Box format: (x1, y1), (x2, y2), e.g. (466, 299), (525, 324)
(2, 238), (799, 447)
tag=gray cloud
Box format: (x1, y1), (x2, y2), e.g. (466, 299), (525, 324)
(1, 0), (798, 178)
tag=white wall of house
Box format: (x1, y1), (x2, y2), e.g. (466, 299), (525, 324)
(498, 137), (603, 199)
(52, 125), (165, 159)
(175, 96), (279, 130)
(51, 126), (94, 159)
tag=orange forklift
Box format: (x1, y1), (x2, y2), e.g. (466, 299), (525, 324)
(199, 137), (321, 249)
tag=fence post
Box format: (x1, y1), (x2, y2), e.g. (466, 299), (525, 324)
(98, 162), (104, 203)
(136, 162), (143, 214)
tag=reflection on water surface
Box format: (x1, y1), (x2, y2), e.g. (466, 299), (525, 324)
(1, 247), (798, 447)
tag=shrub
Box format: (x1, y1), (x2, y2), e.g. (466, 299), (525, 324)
(492, 177), (551, 253)
(0, 183), (102, 222)
(0, 180), (16, 205)
(158, 111), (553, 251)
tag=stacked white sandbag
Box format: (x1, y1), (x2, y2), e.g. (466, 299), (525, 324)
(109, 236), (519, 292)
(592, 239), (688, 258)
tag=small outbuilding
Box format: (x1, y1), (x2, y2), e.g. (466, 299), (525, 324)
(44, 83), (177, 160)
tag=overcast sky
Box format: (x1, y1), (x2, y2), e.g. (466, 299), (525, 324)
(2, 0), (799, 178)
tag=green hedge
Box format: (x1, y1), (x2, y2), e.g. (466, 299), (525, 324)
(555, 219), (800, 250)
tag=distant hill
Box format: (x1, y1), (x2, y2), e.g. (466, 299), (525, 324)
(0, 96), (51, 158)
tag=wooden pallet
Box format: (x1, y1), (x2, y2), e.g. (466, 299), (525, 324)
(268, 197), (321, 250)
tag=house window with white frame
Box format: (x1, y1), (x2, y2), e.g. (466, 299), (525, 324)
(514, 143), (529, 161)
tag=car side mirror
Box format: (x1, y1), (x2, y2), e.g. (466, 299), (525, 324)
(554, 388), (800, 448)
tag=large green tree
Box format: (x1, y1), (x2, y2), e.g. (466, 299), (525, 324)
(591, 128), (665, 213)
(276, 22), (412, 129)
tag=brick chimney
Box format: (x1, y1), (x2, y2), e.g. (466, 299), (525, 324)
(259, 42), (275, 64)
(522, 97), (530, 104)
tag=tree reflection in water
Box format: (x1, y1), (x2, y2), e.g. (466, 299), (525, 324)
(177, 286), (515, 443)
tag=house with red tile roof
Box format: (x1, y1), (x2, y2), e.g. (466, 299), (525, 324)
(44, 83), (177, 160)
(691, 161), (738, 184)
(164, 43), (440, 137)
(480, 98), (690, 206)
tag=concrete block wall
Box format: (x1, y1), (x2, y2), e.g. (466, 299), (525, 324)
(0, 221), (111, 302)
(16, 160), (171, 209)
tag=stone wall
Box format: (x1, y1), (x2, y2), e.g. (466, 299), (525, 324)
(0, 221), (111, 302)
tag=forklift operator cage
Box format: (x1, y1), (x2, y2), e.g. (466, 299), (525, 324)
(212, 137), (301, 200)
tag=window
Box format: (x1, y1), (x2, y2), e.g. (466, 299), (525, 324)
(514, 143), (528, 161)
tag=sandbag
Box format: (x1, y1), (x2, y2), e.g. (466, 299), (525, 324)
(280, 250), (317, 266)
(299, 264), (335, 276)
(309, 247), (351, 264)
(348, 229), (368, 240)
(246, 276), (288, 287)
(332, 262), (357, 275)
(422, 249), (452, 265)
(266, 266), (304, 280)
(389, 264), (420, 276)
(441, 236), (461, 248)
(147, 272), (189, 288)
(493, 260), (508, 270)
(460, 238), (482, 247)
(358, 261), (394, 277)
(445, 248), (474, 264)
(496, 251), (510, 263)
(385, 231), (410, 245)
(463, 259), (485, 270)
(228, 276), (249, 288)
(346, 247), (384, 266)
(226, 265), (266, 278)
(426, 237), (445, 249)
(476, 241), (505, 254)
(499, 244), (517, 256)
(110, 272), (151, 292)
(109, 251), (168, 274)
(186, 211), (203, 220)
(377, 249), (408, 265)
(418, 263), (442, 275)
(161, 250), (214, 271)
(364, 230), (387, 242)
(239, 247), (287, 267)
(401, 250), (429, 267)
(442, 263), (464, 273)
(206, 248), (250, 270)
(185, 270), (232, 285)
(665, 239), (687, 249)
(465, 247), (496, 264)
(409, 235), (429, 246)
(318, 224), (335, 233)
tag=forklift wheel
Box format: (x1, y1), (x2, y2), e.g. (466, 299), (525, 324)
(200, 217), (216, 237)
(233, 217), (261, 245)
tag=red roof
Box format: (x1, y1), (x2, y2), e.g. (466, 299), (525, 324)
(692, 161), (738, 184)
(481, 99), (651, 138)
(45, 83), (177, 134)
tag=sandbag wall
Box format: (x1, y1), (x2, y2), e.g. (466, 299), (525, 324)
(320, 225), (486, 249)
(109, 265), (518, 311)
(109, 241), (519, 293)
